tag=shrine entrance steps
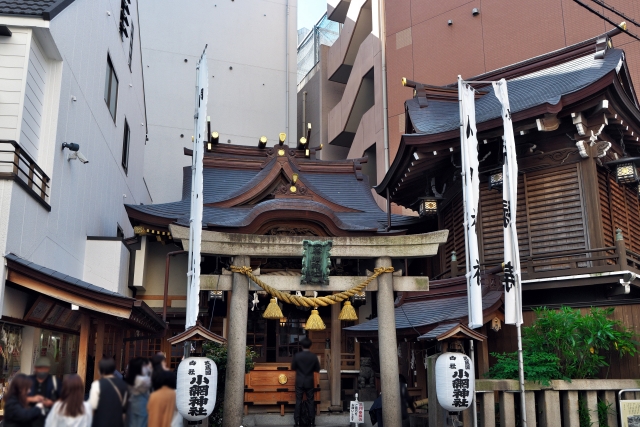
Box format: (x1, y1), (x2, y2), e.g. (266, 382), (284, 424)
(242, 413), (350, 427)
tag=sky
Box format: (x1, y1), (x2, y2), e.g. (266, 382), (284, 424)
(298, 0), (327, 31)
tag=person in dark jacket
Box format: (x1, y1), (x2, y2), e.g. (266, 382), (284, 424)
(369, 394), (383, 427)
(291, 337), (320, 427)
(88, 358), (128, 427)
(4, 373), (44, 427)
(399, 374), (414, 427)
(28, 357), (59, 427)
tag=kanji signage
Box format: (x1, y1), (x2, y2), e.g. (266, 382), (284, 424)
(301, 240), (332, 286)
(349, 400), (365, 423)
(176, 357), (218, 421)
(435, 352), (475, 411)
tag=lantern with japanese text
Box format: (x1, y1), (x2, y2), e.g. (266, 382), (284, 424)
(176, 357), (218, 421)
(435, 352), (474, 411)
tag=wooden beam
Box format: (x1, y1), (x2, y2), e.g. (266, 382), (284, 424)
(77, 314), (90, 386)
(93, 318), (105, 381)
(200, 274), (430, 292)
(7, 271), (132, 319)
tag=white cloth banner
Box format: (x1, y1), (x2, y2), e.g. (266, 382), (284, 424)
(492, 79), (523, 326)
(458, 77), (483, 329)
(186, 49), (208, 329)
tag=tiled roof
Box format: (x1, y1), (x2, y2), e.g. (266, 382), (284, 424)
(129, 159), (419, 232)
(0, 0), (74, 19)
(5, 253), (131, 300)
(416, 323), (459, 340)
(344, 290), (502, 332)
(407, 49), (624, 136)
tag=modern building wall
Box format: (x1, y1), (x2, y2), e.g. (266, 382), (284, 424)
(0, 0), (150, 314)
(383, 0), (640, 162)
(139, 0), (298, 203)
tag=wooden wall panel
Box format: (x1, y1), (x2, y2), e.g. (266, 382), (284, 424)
(440, 191), (466, 273)
(525, 165), (586, 255)
(480, 176), (529, 266)
(599, 169), (640, 254)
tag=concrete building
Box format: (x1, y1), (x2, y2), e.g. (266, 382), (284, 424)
(0, 0), (163, 383)
(138, 0), (298, 203)
(298, 0), (640, 211)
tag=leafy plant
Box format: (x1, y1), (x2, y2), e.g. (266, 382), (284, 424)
(202, 342), (258, 427)
(488, 307), (638, 381)
(579, 396), (593, 427)
(487, 351), (561, 385)
(597, 398), (614, 427)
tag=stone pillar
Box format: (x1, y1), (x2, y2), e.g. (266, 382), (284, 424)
(330, 300), (341, 408)
(376, 257), (402, 427)
(563, 390), (579, 427)
(222, 256), (250, 427)
(499, 391), (515, 427)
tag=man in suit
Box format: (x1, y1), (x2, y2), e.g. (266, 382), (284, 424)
(291, 337), (320, 427)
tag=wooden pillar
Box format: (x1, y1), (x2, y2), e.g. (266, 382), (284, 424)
(580, 152), (605, 250)
(93, 318), (105, 381)
(477, 327), (490, 378)
(113, 328), (124, 373)
(330, 299), (341, 408)
(77, 314), (91, 384)
(427, 354), (447, 427)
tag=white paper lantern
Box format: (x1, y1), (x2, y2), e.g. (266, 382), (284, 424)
(177, 357), (218, 421)
(435, 352), (474, 411)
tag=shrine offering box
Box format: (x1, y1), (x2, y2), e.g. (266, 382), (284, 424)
(244, 363), (320, 415)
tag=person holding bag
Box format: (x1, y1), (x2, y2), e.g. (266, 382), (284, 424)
(125, 357), (151, 427)
(89, 358), (128, 427)
(45, 374), (92, 427)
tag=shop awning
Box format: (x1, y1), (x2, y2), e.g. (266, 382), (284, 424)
(5, 253), (165, 332)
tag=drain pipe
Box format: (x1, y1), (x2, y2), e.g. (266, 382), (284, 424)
(379, 0), (390, 172)
(302, 91), (307, 138)
(163, 250), (187, 322)
(285, 0), (290, 146)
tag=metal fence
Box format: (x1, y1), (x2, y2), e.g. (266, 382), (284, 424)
(297, 13), (340, 85)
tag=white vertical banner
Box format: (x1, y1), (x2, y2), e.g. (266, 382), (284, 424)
(458, 77), (483, 329)
(186, 47), (208, 329)
(492, 78), (523, 326)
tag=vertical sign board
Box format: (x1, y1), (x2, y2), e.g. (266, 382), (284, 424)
(620, 399), (640, 427)
(350, 400), (364, 424)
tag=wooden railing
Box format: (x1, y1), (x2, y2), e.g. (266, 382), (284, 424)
(443, 235), (640, 282)
(0, 140), (50, 210)
(323, 349), (361, 373)
(472, 379), (639, 427)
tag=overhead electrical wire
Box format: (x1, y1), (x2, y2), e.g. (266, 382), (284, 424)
(572, 0), (640, 42)
(588, 0), (640, 28)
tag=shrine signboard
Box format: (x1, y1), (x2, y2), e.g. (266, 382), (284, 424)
(301, 240), (332, 286)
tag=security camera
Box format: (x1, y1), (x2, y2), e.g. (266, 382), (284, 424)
(68, 151), (89, 164)
(61, 142), (79, 151)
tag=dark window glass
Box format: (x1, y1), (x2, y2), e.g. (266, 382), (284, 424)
(122, 119), (130, 173)
(128, 24), (134, 71)
(104, 55), (118, 121)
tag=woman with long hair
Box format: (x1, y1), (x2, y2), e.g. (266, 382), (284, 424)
(125, 357), (151, 427)
(45, 374), (92, 427)
(4, 373), (44, 427)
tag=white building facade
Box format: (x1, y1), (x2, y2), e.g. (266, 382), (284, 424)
(0, 0), (152, 376)
(138, 0), (298, 203)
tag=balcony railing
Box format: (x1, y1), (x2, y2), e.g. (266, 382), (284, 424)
(0, 140), (50, 210)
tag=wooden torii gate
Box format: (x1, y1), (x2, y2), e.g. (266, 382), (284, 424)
(170, 225), (449, 427)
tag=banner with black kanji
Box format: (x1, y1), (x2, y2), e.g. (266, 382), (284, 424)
(458, 77), (483, 329)
(492, 78), (523, 326)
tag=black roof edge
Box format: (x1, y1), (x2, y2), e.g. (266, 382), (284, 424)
(42, 0), (76, 20)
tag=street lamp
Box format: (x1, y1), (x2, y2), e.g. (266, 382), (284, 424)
(605, 157), (640, 184)
(417, 196), (441, 217)
(488, 170), (504, 191)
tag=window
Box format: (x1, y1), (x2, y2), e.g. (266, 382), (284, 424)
(128, 24), (134, 71)
(104, 55), (118, 121)
(121, 119), (130, 173)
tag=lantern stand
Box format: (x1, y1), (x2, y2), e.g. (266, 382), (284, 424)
(424, 324), (486, 427)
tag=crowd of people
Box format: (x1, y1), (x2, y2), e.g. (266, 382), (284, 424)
(2, 354), (182, 427)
